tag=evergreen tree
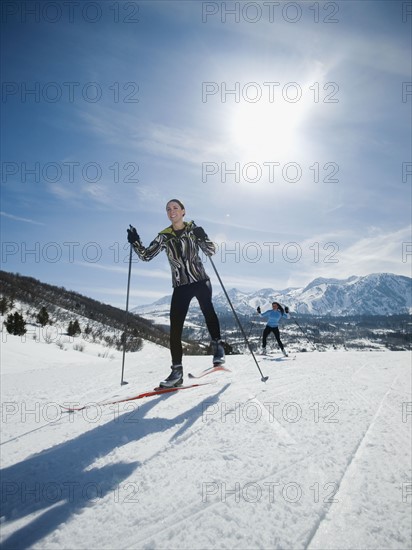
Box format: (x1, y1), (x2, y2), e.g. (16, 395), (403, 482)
(5, 312), (27, 336)
(36, 306), (49, 327)
(0, 296), (9, 315)
(68, 319), (81, 336)
(72, 319), (81, 335)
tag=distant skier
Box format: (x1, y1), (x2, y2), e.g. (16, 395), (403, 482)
(257, 302), (290, 356)
(127, 199), (225, 388)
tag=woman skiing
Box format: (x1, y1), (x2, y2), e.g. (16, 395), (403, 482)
(127, 199), (225, 388)
(257, 302), (290, 356)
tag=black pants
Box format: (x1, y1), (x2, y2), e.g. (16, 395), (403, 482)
(170, 280), (221, 365)
(262, 326), (284, 350)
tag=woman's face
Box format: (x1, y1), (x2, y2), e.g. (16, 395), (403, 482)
(272, 303), (278, 310)
(166, 201), (185, 226)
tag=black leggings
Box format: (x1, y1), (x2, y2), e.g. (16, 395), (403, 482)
(262, 326), (284, 350)
(170, 280), (221, 365)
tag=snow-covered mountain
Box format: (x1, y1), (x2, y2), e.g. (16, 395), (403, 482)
(133, 273), (412, 318)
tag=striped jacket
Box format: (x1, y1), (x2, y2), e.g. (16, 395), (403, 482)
(132, 221), (216, 287)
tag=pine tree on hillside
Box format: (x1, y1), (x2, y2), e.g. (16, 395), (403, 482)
(36, 306), (50, 327)
(67, 319), (81, 336)
(0, 297), (9, 315)
(73, 319), (81, 335)
(5, 312), (27, 336)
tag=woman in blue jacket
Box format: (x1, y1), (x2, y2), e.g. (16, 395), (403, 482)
(257, 302), (289, 356)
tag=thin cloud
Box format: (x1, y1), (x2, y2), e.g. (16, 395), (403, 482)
(0, 212), (45, 226)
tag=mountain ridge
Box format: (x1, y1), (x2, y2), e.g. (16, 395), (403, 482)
(133, 272), (412, 318)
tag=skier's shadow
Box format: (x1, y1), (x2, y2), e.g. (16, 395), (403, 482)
(0, 384), (230, 550)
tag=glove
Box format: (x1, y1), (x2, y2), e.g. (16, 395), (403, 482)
(127, 225), (139, 244)
(192, 226), (208, 242)
(285, 306), (289, 313)
(257, 306), (261, 314)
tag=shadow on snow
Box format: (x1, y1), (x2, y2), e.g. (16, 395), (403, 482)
(1, 384), (230, 549)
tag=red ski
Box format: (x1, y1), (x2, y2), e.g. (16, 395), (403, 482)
(188, 364), (231, 379)
(60, 383), (211, 412)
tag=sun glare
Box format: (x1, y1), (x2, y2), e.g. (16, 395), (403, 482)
(224, 63), (330, 163)
(229, 98), (307, 160)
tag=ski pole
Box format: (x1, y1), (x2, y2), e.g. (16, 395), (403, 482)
(293, 317), (316, 349)
(208, 256), (268, 382)
(120, 230), (133, 386)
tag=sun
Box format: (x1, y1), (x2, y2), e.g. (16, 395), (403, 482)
(228, 96), (307, 161)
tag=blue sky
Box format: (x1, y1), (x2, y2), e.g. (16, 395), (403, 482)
(1, 0), (411, 308)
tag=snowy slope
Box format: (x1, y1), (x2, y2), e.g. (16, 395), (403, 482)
(1, 335), (411, 550)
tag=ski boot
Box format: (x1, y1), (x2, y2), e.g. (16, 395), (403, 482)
(261, 347), (267, 355)
(211, 339), (225, 365)
(159, 365), (183, 388)
(282, 349), (288, 357)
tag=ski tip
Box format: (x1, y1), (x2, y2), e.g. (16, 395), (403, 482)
(213, 365), (231, 372)
(60, 406), (82, 413)
(188, 365), (230, 379)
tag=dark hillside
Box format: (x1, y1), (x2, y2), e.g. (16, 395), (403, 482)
(0, 270), (202, 354)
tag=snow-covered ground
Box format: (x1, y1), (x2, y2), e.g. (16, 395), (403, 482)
(1, 333), (411, 550)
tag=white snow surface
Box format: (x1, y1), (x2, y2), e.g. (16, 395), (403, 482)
(1, 335), (411, 550)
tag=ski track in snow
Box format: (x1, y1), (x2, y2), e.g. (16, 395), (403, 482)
(129, 445), (326, 550)
(1, 336), (411, 550)
(304, 372), (400, 548)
